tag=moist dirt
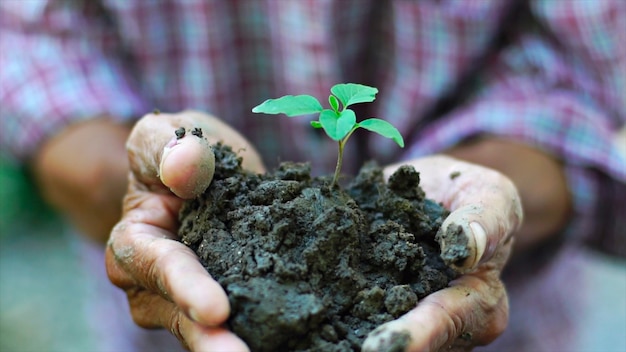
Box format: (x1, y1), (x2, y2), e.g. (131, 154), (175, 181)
(178, 143), (463, 351)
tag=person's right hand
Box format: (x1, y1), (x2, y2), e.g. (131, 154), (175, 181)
(105, 110), (265, 351)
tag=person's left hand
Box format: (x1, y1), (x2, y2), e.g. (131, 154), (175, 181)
(362, 156), (523, 351)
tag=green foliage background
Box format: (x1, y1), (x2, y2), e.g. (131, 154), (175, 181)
(0, 158), (56, 238)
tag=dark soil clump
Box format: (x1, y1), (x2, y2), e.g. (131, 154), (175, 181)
(178, 143), (459, 351)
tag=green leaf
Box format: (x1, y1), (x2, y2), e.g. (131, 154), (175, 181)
(252, 95), (323, 116)
(310, 121), (322, 128)
(330, 83), (378, 108)
(329, 94), (339, 113)
(319, 109), (356, 141)
(357, 118), (405, 147)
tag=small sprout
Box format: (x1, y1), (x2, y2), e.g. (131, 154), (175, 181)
(153, 108), (161, 115)
(175, 127), (186, 139)
(252, 83), (404, 188)
(449, 171), (461, 180)
(191, 127), (203, 138)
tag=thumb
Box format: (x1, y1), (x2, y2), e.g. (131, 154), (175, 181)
(433, 162), (522, 273)
(385, 155), (522, 272)
(127, 110), (216, 199)
(426, 156), (522, 273)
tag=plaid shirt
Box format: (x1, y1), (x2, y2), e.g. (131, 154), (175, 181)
(1, 1), (625, 348)
(2, 0), (624, 250)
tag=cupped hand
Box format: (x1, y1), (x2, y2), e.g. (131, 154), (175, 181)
(363, 156), (523, 352)
(105, 110), (264, 351)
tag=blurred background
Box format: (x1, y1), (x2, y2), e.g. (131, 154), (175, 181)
(1, 156), (625, 351)
(1, 157), (180, 352)
(1, 157), (99, 351)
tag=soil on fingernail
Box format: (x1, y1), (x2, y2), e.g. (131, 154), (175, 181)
(178, 143), (460, 352)
(437, 223), (471, 268)
(365, 329), (412, 352)
(175, 127), (186, 139)
(191, 127), (203, 138)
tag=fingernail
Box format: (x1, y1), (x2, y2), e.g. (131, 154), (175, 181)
(165, 136), (178, 149)
(159, 138), (177, 179)
(470, 222), (487, 265)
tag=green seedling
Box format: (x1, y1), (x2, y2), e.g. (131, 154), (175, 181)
(252, 83), (404, 188)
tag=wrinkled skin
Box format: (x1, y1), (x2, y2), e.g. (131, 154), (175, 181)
(361, 158), (521, 351)
(103, 110), (528, 352)
(106, 111), (264, 351)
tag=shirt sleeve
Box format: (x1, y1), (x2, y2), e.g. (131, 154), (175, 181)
(406, 0), (626, 256)
(0, 1), (149, 163)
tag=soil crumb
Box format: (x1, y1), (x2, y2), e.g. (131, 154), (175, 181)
(175, 127), (186, 139)
(179, 143), (460, 352)
(191, 127), (203, 138)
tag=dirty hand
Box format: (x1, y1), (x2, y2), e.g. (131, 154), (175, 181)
(363, 156), (523, 352)
(106, 110), (264, 351)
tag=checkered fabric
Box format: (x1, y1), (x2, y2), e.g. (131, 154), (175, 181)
(1, 0), (624, 270)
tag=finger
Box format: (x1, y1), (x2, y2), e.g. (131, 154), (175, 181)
(105, 189), (183, 289)
(107, 206), (230, 326)
(362, 284), (508, 352)
(160, 130), (215, 199)
(127, 111), (216, 199)
(385, 156), (523, 272)
(128, 110), (267, 198)
(182, 322), (251, 352)
(125, 289), (249, 352)
(109, 229), (230, 326)
(125, 288), (180, 329)
(362, 263), (510, 351)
